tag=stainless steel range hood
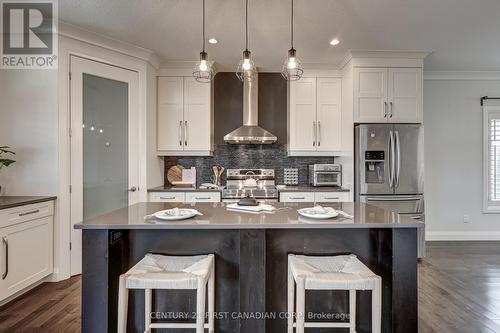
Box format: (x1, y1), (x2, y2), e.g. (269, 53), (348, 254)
(224, 73), (277, 144)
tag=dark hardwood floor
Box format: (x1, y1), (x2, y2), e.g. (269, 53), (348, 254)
(0, 275), (81, 333)
(0, 242), (499, 332)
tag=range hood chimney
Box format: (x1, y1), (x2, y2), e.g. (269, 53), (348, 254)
(224, 73), (277, 144)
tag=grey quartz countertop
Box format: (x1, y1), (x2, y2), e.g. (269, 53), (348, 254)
(277, 186), (350, 192)
(148, 185), (222, 192)
(75, 202), (423, 230)
(0, 196), (57, 210)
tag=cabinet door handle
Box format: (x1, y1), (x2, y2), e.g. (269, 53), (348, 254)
(384, 101), (388, 118)
(19, 209), (39, 217)
(390, 101), (393, 118)
(318, 121), (321, 147)
(290, 197), (306, 200)
(184, 121), (188, 146)
(312, 121), (316, 147)
(195, 197), (212, 200)
(160, 197), (176, 200)
(2, 237), (8, 280)
(179, 121), (183, 146)
(323, 197), (340, 200)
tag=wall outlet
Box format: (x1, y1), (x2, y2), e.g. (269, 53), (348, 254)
(463, 214), (471, 223)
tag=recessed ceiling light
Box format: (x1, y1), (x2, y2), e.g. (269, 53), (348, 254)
(208, 38), (218, 44)
(329, 38), (340, 46)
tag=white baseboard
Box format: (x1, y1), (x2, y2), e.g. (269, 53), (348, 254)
(426, 231), (500, 241)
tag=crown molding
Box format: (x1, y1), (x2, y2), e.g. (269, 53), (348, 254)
(340, 50), (431, 69)
(424, 71), (500, 80)
(59, 21), (160, 69)
(158, 61), (218, 76)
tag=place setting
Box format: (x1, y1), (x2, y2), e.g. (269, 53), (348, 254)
(144, 207), (203, 223)
(297, 205), (354, 224)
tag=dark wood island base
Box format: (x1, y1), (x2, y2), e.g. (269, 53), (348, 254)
(81, 225), (417, 333)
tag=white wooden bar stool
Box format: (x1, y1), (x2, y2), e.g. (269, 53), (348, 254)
(118, 253), (215, 333)
(288, 254), (381, 333)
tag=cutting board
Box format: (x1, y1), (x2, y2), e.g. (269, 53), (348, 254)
(167, 165), (184, 184)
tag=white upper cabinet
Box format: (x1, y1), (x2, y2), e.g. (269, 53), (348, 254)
(353, 67), (422, 123)
(317, 78), (342, 152)
(183, 77), (212, 152)
(157, 77), (213, 156)
(288, 77), (343, 155)
(387, 68), (422, 123)
(353, 68), (388, 123)
(158, 77), (184, 152)
(289, 78), (317, 151)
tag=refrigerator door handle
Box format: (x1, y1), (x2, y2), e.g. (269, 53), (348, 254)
(366, 196), (421, 202)
(395, 130), (401, 188)
(388, 131), (395, 188)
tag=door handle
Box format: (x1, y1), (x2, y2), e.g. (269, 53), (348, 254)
(384, 101), (388, 118)
(179, 121), (183, 146)
(128, 186), (137, 192)
(312, 121), (316, 147)
(19, 209), (40, 217)
(2, 237), (8, 280)
(290, 197), (306, 200)
(318, 121), (321, 147)
(390, 102), (394, 118)
(388, 131), (395, 188)
(195, 197), (212, 200)
(395, 130), (401, 188)
(159, 197), (176, 200)
(366, 197), (421, 202)
(184, 121), (188, 146)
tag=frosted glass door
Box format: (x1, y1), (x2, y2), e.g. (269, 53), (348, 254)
(70, 56), (139, 276)
(82, 74), (129, 220)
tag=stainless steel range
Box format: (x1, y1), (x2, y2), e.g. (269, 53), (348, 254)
(222, 169), (278, 201)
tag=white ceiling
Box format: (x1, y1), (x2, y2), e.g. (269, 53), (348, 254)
(59, 0), (500, 71)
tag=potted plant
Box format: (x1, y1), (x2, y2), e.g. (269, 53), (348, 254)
(0, 146), (16, 195)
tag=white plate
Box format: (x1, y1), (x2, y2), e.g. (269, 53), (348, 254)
(153, 209), (200, 221)
(297, 207), (339, 219)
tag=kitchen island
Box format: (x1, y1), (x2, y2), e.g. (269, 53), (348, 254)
(75, 202), (423, 333)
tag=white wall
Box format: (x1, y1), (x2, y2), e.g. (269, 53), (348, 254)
(0, 70), (58, 196)
(424, 77), (500, 240)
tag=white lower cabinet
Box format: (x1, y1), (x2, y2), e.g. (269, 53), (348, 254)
(0, 201), (54, 302)
(279, 192), (315, 203)
(185, 192), (220, 203)
(149, 191), (221, 203)
(315, 192), (351, 203)
(149, 192), (186, 203)
(280, 191), (351, 203)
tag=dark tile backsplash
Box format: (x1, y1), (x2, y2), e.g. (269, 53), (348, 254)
(164, 144), (334, 186)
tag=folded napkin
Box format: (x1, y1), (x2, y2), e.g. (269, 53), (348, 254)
(226, 203), (276, 213)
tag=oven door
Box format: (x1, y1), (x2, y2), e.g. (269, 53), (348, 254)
(313, 172), (341, 186)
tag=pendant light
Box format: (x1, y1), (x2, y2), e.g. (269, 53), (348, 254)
(236, 0), (257, 82)
(281, 0), (303, 81)
(193, 0), (214, 83)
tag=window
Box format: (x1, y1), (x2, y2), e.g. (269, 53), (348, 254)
(484, 106), (500, 212)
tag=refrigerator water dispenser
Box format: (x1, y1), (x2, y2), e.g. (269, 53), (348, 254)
(365, 151), (385, 184)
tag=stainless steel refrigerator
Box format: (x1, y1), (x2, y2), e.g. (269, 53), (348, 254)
(355, 124), (425, 257)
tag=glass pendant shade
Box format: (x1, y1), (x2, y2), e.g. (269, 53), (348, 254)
(193, 51), (214, 83)
(281, 48), (303, 81)
(236, 50), (257, 82)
